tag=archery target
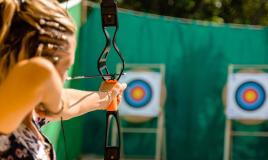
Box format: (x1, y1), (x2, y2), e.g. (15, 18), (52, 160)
(124, 79), (153, 108)
(119, 71), (162, 117)
(226, 73), (268, 120)
(235, 81), (265, 111)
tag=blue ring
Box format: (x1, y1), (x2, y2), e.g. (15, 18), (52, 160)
(123, 79), (152, 108)
(235, 81), (266, 111)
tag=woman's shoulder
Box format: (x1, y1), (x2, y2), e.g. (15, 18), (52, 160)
(0, 57), (60, 134)
(13, 57), (56, 77)
(2, 57), (57, 88)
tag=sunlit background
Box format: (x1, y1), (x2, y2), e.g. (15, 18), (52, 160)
(42, 1), (268, 160)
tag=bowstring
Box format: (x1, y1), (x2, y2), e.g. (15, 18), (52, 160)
(61, 2), (70, 160)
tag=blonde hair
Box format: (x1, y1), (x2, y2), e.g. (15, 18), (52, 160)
(0, 0), (76, 83)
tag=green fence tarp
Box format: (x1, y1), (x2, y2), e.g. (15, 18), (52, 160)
(45, 4), (268, 160)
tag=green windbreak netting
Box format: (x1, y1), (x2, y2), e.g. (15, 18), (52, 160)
(45, 4), (268, 160)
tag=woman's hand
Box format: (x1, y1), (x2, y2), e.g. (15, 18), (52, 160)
(99, 81), (127, 110)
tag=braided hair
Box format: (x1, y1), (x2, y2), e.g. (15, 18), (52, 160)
(0, 0), (76, 83)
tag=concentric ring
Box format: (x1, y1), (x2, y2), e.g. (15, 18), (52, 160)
(235, 81), (266, 111)
(123, 79), (152, 108)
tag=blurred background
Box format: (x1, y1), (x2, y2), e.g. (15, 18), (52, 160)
(43, 0), (268, 160)
(60, 0), (268, 25)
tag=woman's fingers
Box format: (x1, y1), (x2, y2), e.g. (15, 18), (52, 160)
(117, 95), (123, 105)
(99, 81), (127, 107)
(113, 82), (127, 96)
(116, 83), (126, 105)
(121, 83), (127, 91)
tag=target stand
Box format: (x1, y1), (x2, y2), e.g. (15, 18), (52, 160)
(111, 64), (167, 160)
(223, 64), (268, 160)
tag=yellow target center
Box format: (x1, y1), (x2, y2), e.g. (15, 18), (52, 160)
(244, 90), (257, 103)
(132, 87), (145, 100)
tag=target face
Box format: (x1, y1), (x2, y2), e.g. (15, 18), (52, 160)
(124, 79), (153, 108)
(235, 81), (266, 111)
(119, 70), (162, 117)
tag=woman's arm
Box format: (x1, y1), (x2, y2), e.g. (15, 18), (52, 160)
(49, 82), (127, 121)
(56, 89), (109, 120)
(0, 57), (63, 134)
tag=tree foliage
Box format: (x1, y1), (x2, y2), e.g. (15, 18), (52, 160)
(117, 0), (268, 25)
(60, 0), (268, 25)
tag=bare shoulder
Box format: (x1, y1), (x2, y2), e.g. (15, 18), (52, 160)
(13, 57), (56, 75)
(1, 57), (59, 90)
(0, 57), (57, 134)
